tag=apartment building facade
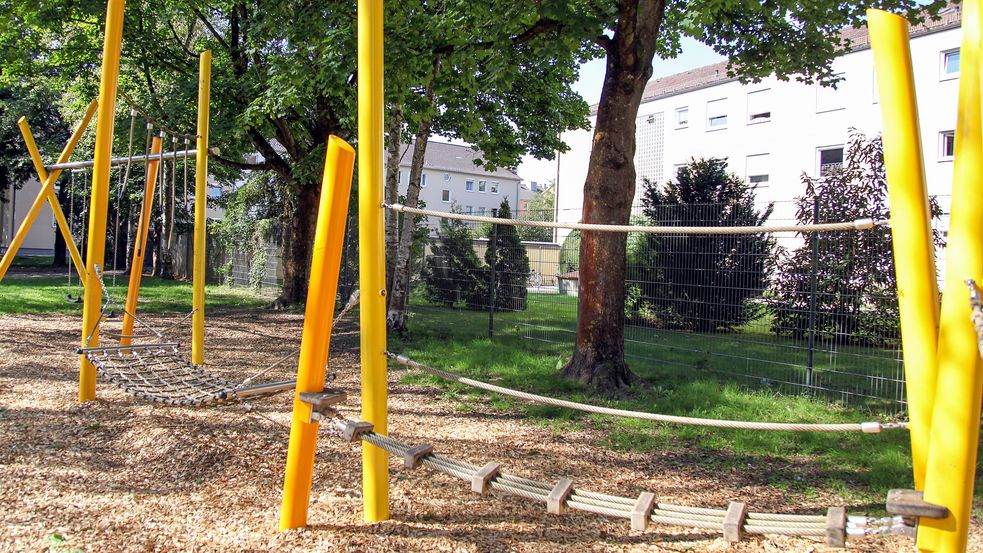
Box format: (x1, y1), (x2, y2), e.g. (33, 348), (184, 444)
(394, 141), (529, 227)
(555, 8), (962, 238)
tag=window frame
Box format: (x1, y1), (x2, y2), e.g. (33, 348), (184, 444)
(815, 74), (846, 113)
(817, 145), (845, 176)
(421, 173), (428, 188)
(746, 89), (772, 124)
(465, 179), (475, 192)
(441, 189), (451, 203)
(939, 130), (955, 161)
(706, 98), (728, 131)
(675, 107), (689, 129)
(490, 181), (499, 194)
(941, 48), (960, 81)
(478, 180), (487, 193)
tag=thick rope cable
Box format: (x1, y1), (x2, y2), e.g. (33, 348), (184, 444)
(387, 353), (906, 433)
(326, 419), (876, 539)
(384, 203), (886, 235)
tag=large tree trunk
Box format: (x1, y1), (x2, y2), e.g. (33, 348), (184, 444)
(560, 0), (665, 393)
(276, 179), (320, 306)
(385, 105), (404, 304)
(387, 118), (432, 332)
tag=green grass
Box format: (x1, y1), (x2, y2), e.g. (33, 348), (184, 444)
(394, 294), (983, 510)
(0, 276), (274, 314)
(9, 255), (55, 268)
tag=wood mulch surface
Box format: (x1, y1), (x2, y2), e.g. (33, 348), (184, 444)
(1, 310), (980, 552)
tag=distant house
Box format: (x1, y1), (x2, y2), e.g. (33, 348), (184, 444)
(393, 141), (529, 229)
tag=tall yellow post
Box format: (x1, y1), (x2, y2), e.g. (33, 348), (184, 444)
(79, 0), (126, 402)
(192, 50), (212, 366)
(0, 100), (97, 282)
(279, 136), (356, 530)
(917, 0), (983, 550)
(358, 0), (389, 523)
(867, 9), (940, 490)
(119, 136), (163, 345)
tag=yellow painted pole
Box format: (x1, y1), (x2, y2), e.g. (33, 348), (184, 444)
(119, 136), (162, 346)
(866, 9), (940, 491)
(917, 0), (983, 549)
(79, 0), (126, 402)
(0, 100), (97, 282)
(192, 50), (212, 366)
(358, 0), (389, 523)
(279, 136), (356, 530)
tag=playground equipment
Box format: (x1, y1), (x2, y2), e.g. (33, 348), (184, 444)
(67, 0), (983, 551)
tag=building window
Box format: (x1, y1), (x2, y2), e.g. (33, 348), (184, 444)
(398, 170), (402, 184)
(478, 180), (487, 193)
(673, 163), (687, 179)
(746, 153), (770, 187)
(941, 48), (960, 79)
(466, 205), (474, 214)
(675, 107), (689, 128)
(746, 89), (771, 124)
(465, 179), (474, 192)
(478, 206), (486, 216)
(706, 99), (727, 130)
(816, 75), (846, 113)
(490, 181), (499, 194)
(940, 131), (955, 161)
(818, 146), (844, 176)
(441, 189), (451, 203)
(421, 173), (428, 187)
(444, 173), (450, 182)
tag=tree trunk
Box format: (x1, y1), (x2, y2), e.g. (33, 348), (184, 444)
(560, 0), (665, 393)
(387, 118), (432, 332)
(53, 182), (68, 267)
(385, 105), (404, 304)
(275, 178), (320, 306)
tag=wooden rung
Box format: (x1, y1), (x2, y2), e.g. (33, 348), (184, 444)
(403, 444), (434, 469)
(631, 492), (657, 531)
(342, 420), (374, 442)
(723, 501), (748, 542)
(886, 489), (948, 519)
(471, 462), (501, 494)
(826, 506), (847, 549)
(547, 479), (574, 515)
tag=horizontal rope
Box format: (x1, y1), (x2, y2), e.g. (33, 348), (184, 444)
(328, 419), (858, 539)
(387, 353), (907, 433)
(384, 203), (885, 235)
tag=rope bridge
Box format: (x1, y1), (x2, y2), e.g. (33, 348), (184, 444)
(321, 417), (908, 546)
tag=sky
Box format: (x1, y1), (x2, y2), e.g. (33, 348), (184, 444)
(516, 37), (726, 185)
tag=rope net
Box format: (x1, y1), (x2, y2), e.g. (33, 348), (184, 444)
(83, 343), (245, 406)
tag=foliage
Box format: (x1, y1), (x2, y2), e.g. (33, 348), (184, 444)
(482, 198), (529, 311)
(422, 209), (486, 308)
(636, 158), (774, 332)
(769, 131), (943, 347)
(517, 185), (556, 242)
(211, 171), (279, 287)
(559, 230), (580, 274)
(0, 82), (69, 203)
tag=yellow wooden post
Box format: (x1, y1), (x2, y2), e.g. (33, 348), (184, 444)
(192, 50), (212, 366)
(866, 9), (940, 491)
(0, 100), (97, 282)
(79, 0), (126, 402)
(119, 136), (163, 346)
(358, 0), (389, 523)
(279, 136), (356, 530)
(917, 0), (983, 550)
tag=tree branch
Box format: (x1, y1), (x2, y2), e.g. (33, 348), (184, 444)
(191, 7), (230, 51)
(213, 154), (273, 171)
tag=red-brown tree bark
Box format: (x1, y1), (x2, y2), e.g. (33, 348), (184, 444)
(560, 0), (666, 392)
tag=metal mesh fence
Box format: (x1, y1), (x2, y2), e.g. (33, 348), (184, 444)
(388, 197), (949, 416)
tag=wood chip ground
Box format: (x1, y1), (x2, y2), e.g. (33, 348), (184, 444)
(1, 311), (980, 552)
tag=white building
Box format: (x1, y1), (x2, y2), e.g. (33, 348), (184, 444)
(1, 178), (58, 256)
(555, 7), (962, 240)
(394, 141), (530, 227)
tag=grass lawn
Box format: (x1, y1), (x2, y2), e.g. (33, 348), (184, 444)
(394, 294), (983, 510)
(0, 276), (275, 314)
(8, 255), (55, 268)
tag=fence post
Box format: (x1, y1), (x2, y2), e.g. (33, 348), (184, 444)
(805, 198), (820, 387)
(488, 209), (498, 338)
